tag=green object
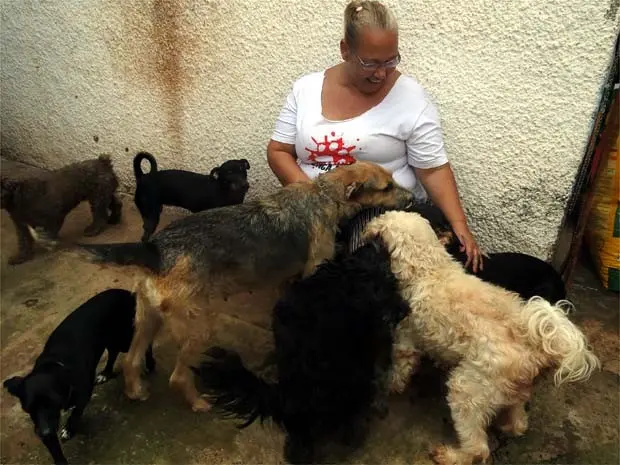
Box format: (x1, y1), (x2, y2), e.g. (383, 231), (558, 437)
(613, 202), (620, 237)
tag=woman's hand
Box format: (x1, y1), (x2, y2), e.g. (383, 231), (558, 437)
(414, 164), (483, 273)
(452, 220), (483, 273)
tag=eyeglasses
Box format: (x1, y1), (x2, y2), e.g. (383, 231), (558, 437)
(355, 53), (401, 71)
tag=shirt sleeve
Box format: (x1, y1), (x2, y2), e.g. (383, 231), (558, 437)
(406, 101), (449, 169)
(271, 87), (297, 145)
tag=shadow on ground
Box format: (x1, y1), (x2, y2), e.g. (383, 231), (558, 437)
(1, 159), (618, 464)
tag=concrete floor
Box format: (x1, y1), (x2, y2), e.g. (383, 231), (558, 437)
(0, 160), (618, 465)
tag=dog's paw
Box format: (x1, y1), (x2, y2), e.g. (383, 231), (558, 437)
(430, 444), (460, 465)
(191, 396), (211, 413)
(59, 427), (73, 442)
(31, 228), (59, 249)
(498, 415), (528, 437)
(495, 406), (529, 437)
(125, 382), (150, 401)
(95, 371), (117, 385)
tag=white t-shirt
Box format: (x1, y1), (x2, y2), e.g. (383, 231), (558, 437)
(271, 71), (449, 200)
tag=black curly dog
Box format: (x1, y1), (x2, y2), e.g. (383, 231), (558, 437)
(193, 238), (410, 464)
(340, 202), (567, 303)
(133, 152), (250, 241)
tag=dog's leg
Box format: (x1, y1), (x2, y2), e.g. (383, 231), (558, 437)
(40, 433), (68, 465)
(495, 402), (529, 437)
(169, 348), (211, 412)
(431, 365), (498, 465)
(108, 194), (123, 224)
(8, 215), (35, 265)
(84, 198), (109, 236)
(123, 326), (159, 400)
(370, 357), (392, 419)
(60, 387), (93, 441)
(122, 279), (163, 401)
(33, 216), (63, 248)
(141, 206), (161, 242)
(96, 349), (120, 384)
(390, 343), (421, 394)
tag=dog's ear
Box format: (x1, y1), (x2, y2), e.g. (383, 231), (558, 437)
(3, 376), (25, 398)
(344, 178), (392, 199)
(210, 167), (220, 180)
(362, 173), (391, 192)
(242, 159), (250, 170)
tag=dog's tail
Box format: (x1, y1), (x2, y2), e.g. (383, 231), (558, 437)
(192, 347), (281, 429)
(133, 152), (158, 180)
(97, 153), (113, 165)
(76, 241), (161, 273)
(521, 297), (600, 386)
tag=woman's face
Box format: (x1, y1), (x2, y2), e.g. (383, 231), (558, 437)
(341, 26), (400, 95)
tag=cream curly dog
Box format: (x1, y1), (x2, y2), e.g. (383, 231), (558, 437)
(363, 211), (600, 465)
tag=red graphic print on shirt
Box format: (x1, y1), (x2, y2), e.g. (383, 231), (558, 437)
(305, 132), (357, 165)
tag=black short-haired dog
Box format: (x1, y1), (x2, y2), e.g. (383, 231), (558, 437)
(457, 251), (566, 302)
(133, 151), (250, 241)
(3, 289), (155, 465)
(341, 203), (566, 303)
(1, 154), (122, 265)
(193, 239), (410, 464)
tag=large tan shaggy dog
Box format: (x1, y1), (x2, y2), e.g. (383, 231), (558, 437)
(363, 211), (600, 465)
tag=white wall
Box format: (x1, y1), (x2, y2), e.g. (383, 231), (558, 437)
(1, 0), (618, 259)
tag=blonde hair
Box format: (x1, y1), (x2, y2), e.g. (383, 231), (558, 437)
(344, 1), (398, 49)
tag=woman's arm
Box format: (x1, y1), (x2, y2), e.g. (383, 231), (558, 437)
(267, 80), (311, 186)
(267, 140), (311, 186)
(415, 163), (483, 272)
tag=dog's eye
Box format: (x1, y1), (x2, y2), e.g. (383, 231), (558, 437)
(383, 182), (394, 192)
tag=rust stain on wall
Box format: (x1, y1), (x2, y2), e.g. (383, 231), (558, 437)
(102, 0), (218, 156)
(151, 0), (185, 152)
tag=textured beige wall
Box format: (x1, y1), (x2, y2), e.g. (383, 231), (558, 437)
(1, 1), (618, 259)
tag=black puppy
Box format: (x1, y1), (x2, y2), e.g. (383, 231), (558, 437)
(3, 289), (155, 465)
(133, 151), (250, 241)
(405, 204), (567, 302)
(341, 203), (566, 303)
(193, 239), (410, 464)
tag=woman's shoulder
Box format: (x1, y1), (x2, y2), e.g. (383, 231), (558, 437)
(290, 70), (325, 92)
(392, 74), (433, 105)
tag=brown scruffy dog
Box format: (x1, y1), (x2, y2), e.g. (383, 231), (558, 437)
(1, 154), (122, 265)
(78, 162), (413, 412)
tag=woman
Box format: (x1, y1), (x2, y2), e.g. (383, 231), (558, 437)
(267, 0), (482, 272)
